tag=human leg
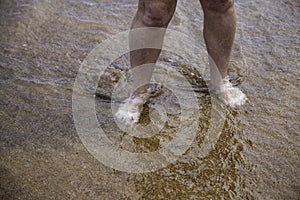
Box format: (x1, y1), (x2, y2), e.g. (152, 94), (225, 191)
(200, 0), (247, 107)
(116, 0), (177, 124)
(129, 0), (177, 96)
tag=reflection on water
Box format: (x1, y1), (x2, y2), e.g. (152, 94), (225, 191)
(0, 0), (299, 199)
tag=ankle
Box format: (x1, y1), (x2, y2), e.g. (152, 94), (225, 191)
(210, 77), (231, 93)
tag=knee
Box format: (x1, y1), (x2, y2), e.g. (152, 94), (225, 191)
(202, 0), (234, 13)
(142, 2), (174, 27)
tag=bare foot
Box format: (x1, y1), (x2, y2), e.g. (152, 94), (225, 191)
(114, 92), (150, 125)
(211, 77), (247, 107)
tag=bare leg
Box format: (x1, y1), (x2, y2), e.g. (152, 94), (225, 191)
(200, 0), (247, 107)
(115, 0), (177, 124)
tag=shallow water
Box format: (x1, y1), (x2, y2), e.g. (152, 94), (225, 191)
(0, 0), (299, 199)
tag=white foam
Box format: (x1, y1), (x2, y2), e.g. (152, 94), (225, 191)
(214, 78), (248, 107)
(114, 93), (149, 125)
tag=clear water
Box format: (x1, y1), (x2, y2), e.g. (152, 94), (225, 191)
(0, 0), (299, 199)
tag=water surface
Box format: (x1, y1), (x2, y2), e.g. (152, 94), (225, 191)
(0, 0), (299, 199)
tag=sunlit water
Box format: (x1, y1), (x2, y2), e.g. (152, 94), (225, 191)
(0, 0), (299, 199)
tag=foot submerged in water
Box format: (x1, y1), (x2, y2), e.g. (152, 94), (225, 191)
(114, 93), (149, 125)
(211, 77), (248, 107)
(114, 78), (247, 125)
